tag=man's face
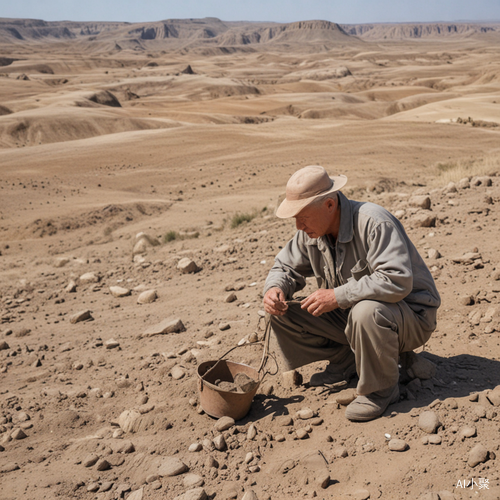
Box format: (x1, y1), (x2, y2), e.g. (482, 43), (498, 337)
(294, 201), (332, 239)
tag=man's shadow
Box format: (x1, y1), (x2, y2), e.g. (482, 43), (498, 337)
(242, 394), (305, 423)
(393, 351), (500, 413)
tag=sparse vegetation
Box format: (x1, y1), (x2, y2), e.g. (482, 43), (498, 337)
(433, 155), (500, 186)
(231, 212), (255, 228)
(163, 230), (200, 243)
(164, 230), (178, 242)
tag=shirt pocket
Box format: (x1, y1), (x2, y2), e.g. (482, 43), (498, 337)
(351, 259), (371, 281)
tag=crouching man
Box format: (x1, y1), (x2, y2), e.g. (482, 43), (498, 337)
(263, 165), (440, 421)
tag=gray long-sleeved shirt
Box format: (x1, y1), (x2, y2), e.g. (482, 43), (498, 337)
(264, 191), (441, 332)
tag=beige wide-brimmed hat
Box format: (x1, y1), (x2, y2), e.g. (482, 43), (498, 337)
(276, 165), (347, 219)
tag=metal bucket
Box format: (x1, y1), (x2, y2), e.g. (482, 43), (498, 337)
(197, 359), (262, 420)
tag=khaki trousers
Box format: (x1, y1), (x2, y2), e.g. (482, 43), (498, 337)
(270, 299), (433, 395)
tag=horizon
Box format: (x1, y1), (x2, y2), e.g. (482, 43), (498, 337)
(2, 0), (500, 25)
(2, 16), (500, 25)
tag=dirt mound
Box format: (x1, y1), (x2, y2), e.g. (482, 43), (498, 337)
(87, 90), (121, 107)
(0, 107), (175, 147)
(25, 202), (172, 238)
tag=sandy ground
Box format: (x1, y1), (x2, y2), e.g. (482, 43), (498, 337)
(1, 18), (500, 500)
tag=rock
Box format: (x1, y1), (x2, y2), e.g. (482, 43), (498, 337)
(70, 310), (93, 324)
(105, 339), (120, 349)
(184, 473), (205, 488)
(65, 280), (77, 293)
(296, 407), (314, 420)
(214, 244), (231, 253)
(127, 489), (144, 500)
(215, 416), (235, 432)
(118, 410), (142, 433)
(171, 365), (186, 380)
(83, 454), (99, 467)
(353, 489), (371, 500)
(189, 443), (202, 452)
(96, 458), (111, 471)
(1, 462), (20, 473)
(282, 369), (302, 388)
(177, 258), (198, 274)
(109, 286), (131, 298)
(278, 415), (293, 426)
(427, 248), (441, 260)
(136, 232), (160, 245)
(218, 322), (230, 331)
(388, 438), (407, 451)
(224, 292), (237, 303)
(409, 195), (431, 210)
(275, 434), (285, 442)
(428, 434), (442, 445)
(316, 471), (330, 489)
(247, 423), (257, 440)
(457, 177), (470, 189)
(335, 389), (356, 406)
(99, 482), (114, 492)
(452, 252), (481, 264)
(112, 440), (135, 454)
(0, 341), (9, 350)
(468, 309), (483, 325)
(418, 411), (440, 434)
(213, 434), (226, 451)
(412, 213), (436, 228)
(11, 428), (27, 440)
(444, 181), (457, 193)
(242, 491), (259, 500)
(205, 456), (219, 468)
(54, 257), (70, 268)
(79, 272), (99, 284)
(436, 492), (456, 500)
(173, 488), (207, 500)
(137, 289), (157, 304)
(487, 387), (500, 406)
(459, 294), (474, 306)
(142, 318), (185, 337)
(468, 443), (488, 467)
(333, 446), (348, 458)
(158, 456), (189, 477)
(133, 239), (149, 255)
(87, 483), (99, 492)
(296, 428), (309, 439)
(138, 403), (155, 414)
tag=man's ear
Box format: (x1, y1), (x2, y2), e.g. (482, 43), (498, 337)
(325, 197), (337, 212)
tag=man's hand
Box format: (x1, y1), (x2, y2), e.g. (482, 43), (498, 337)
(263, 287), (288, 316)
(301, 289), (339, 317)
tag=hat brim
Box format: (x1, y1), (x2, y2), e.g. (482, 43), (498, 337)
(276, 175), (347, 219)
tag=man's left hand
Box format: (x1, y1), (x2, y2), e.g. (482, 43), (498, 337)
(301, 289), (339, 316)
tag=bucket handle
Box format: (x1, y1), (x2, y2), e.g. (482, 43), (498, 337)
(200, 313), (277, 383)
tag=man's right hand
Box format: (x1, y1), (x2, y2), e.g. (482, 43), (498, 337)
(263, 287), (288, 316)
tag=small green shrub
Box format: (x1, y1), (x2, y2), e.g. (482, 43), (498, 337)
(231, 212), (256, 228)
(164, 230), (178, 243)
(163, 230), (200, 243)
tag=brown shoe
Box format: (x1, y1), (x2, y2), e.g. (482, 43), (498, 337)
(345, 384), (400, 422)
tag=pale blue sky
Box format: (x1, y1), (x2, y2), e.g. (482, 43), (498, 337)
(2, 0), (500, 24)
